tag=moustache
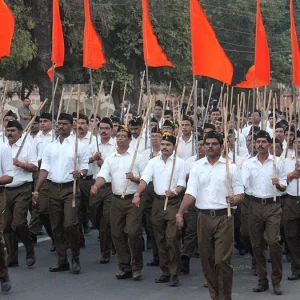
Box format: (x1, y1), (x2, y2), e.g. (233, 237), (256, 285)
(7, 135), (12, 138)
(162, 149), (168, 151)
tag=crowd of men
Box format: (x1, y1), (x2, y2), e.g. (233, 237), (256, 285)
(0, 97), (299, 300)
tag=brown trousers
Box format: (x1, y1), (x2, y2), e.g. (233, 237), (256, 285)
(181, 202), (199, 259)
(79, 178), (93, 226)
(142, 182), (159, 261)
(283, 196), (300, 275)
(249, 201), (282, 285)
(89, 183), (112, 259)
(0, 189), (8, 279)
(3, 183), (34, 264)
(29, 175), (42, 236)
(48, 182), (80, 264)
(198, 212), (234, 300)
(152, 195), (181, 276)
(110, 195), (143, 272)
(240, 194), (253, 256)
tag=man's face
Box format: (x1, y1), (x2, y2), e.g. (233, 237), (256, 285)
(77, 119), (88, 135)
(204, 128), (213, 134)
(275, 128), (285, 142)
(99, 122), (112, 139)
(129, 125), (141, 138)
(255, 138), (270, 155)
(58, 120), (72, 136)
(90, 118), (100, 130)
(247, 116), (253, 126)
(204, 138), (222, 158)
(112, 122), (119, 136)
(211, 111), (220, 123)
(252, 112), (261, 123)
(31, 121), (40, 133)
(268, 117), (274, 127)
(151, 132), (162, 147)
(160, 140), (174, 156)
(270, 143), (283, 157)
(198, 139), (205, 157)
(181, 120), (192, 135)
(154, 106), (163, 119)
(23, 99), (30, 107)
(116, 131), (131, 148)
(285, 131), (295, 145)
(151, 122), (158, 128)
(291, 119), (296, 127)
(294, 138), (300, 153)
(164, 114), (172, 121)
(72, 118), (77, 130)
(227, 134), (234, 149)
(246, 136), (253, 152)
(215, 120), (223, 133)
(3, 116), (15, 128)
(40, 118), (52, 132)
(6, 127), (22, 144)
(162, 126), (173, 135)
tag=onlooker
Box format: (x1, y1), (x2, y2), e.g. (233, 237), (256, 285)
(18, 98), (35, 128)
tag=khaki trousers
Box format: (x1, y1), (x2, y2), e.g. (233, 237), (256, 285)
(3, 183), (34, 264)
(152, 195), (181, 276)
(0, 188), (8, 279)
(110, 195), (143, 272)
(283, 196), (300, 274)
(90, 183), (112, 259)
(198, 212), (234, 300)
(249, 201), (282, 285)
(48, 182), (80, 264)
(240, 194), (253, 256)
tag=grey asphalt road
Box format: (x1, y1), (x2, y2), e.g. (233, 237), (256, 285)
(2, 230), (300, 300)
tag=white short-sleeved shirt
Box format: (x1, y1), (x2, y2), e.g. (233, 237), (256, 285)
(0, 142), (14, 185)
(284, 156), (300, 196)
(177, 135), (195, 161)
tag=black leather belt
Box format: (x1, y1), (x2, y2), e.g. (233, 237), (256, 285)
(199, 208), (234, 217)
(286, 194), (299, 198)
(83, 175), (93, 180)
(5, 182), (31, 191)
(0, 186), (5, 193)
(113, 194), (134, 199)
(100, 183), (111, 189)
(280, 194), (288, 199)
(251, 196), (279, 204)
(47, 180), (73, 189)
(154, 192), (179, 200)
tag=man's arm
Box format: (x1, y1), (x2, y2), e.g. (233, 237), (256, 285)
(0, 175), (13, 185)
(32, 169), (49, 204)
(13, 159), (38, 173)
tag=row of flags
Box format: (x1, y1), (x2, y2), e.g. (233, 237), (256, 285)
(0, 0), (300, 88)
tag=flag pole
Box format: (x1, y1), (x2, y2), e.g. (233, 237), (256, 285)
(251, 78), (256, 156)
(293, 84), (299, 197)
(145, 64), (152, 156)
(51, 61), (55, 141)
(193, 76), (199, 159)
(89, 67), (99, 148)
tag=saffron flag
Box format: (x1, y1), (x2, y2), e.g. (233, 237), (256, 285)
(0, 0), (15, 59)
(142, 0), (173, 67)
(47, 0), (65, 80)
(83, 0), (106, 69)
(236, 0), (270, 88)
(290, 0), (300, 87)
(190, 0), (233, 85)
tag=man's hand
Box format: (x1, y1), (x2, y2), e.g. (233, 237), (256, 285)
(165, 190), (175, 198)
(32, 192), (39, 205)
(13, 158), (22, 168)
(93, 152), (102, 161)
(126, 171), (135, 182)
(176, 213), (184, 229)
(132, 194), (140, 207)
(226, 196), (236, 206)
(90, 185), (98, 197)
(71, 170), (81, 179)
(292, 170), (300, 179)
(96, 159), (104, 167)
(272, 177), (279, 186)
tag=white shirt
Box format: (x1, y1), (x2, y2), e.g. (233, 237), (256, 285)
(36, 131), (53, 161)
(141, 154), (186, 195)
(185, 156), (244, 210)
(242, 154), (287, 198)
(89, 137), (116, 180)
(284, 156), (300, 196)
(97, 148), (145, 195)
(177, 135), (195, 161)
(185, 155), (197, 174)
(130, 134), (149, 154)
(41, 135), (89, 183)
(140, 148), (161, 163)
(0, 143), (14, 186)
(235, 129), (246, 148)
(6, 138), (38, 187)
(78, 132), (96, 176)
(26, 131), (41, 158)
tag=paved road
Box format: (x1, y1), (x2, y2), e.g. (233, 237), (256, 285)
(2, 230), (300, 300)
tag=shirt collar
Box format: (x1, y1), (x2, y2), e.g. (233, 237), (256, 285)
(114, 147), (133, 157)
(203, 155), (226, 165)
(180, 134), (193, 143)
(254, 153), (273, 161)
(100, 137), (115, 146)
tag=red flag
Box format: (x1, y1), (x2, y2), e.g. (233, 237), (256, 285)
(83, 0), (106, 69)
(190, 0), (233, 85)
(0, 0), (15, 59)
(142, 0), (173, 67)
(290, 0), (300, 87)
(47, 0), (65, 80)
(236, 0), (270, 88)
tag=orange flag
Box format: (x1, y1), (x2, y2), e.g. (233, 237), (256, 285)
(0, 0), (15, 59)
(83, 0), (106, 69)
(47, 0), (65, 81)
(190, 0), (233, 85)
(290, 0), (300, 87)
(142, 0), (173, 67)
(236, 0), (270, 88)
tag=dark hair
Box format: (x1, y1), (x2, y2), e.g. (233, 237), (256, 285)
(272, 138), (283, 150)
(204, 131), (224, 145)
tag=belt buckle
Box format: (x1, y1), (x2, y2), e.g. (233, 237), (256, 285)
(261, 198), (267, 205)
(210, 210), (216, 218)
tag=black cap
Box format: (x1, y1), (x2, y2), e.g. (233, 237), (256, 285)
(4, 110), (16, 119)
(203, 123), (216, 130)
(6, 120), (23, 131)
(164, 110), (173, 116)
(100, 117), (113, 128)
(32, 116), (40, 123)
(90, 114), (101, 121)
(163, 120), (175, 130)
(40, 112), (52, 121)
(58, 113), (73, 124)
(182, 114), (194, 126)
(162, 133), (176, 146)
(129, 115), (143, 126)
(117, 125), (132, 137)
(155, 100), (163, 108)
(111, 116), (121, 124)
(72, 112), (77, 118)
(150, 117), (158, 123)
(78, 113), (89, 124)
(255, 130), (272, 143)
(151, 126), (162, 134)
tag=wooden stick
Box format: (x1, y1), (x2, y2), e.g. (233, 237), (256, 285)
(230, 86), (234, 115)
(203, 84), (214, 124)
(217, 83), (225, 108)
(186, 83), (195, 114)
(65, 87), (74, 114)
(124, 104), (131, 126)
(56, 87), (65, 122)
(72, 86), (81, 208)
(137, 72), (145, 115)
(237, 94), (241, 156)
(48, 78), (59, 113)
(0, 81), (8, 114)
(121, 97), (153, 198)
(201, 88), (204, 120)
(166, 82), (172, 108)
(120, 81), (127, 121)
(105, 81), (114, 117)
(285, 103), (294, 159)
(15, 99), (49, 159)
(272, 101), (277, 203)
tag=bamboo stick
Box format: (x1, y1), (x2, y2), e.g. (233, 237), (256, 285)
(56, 87), (65, 122)
(137, 72), (145, 115)
(48, 78), (59, 113)
(203, 84), (214, 124)
(65, 87), (74, 114)
(120, 81), (127, 121)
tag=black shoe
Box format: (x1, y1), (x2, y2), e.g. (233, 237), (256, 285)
(239, 247), (246, 256)
(79, 241), (85, 248)
(116, 271), (132, 279)
(288, 273), (300, 281)
(273, 284), (283, 295)
(147, 259), (159, 266)
(133, 270), (142, 281)
(111, 245), (116, 255)
(169, 275), (179, 287)
(49, 263), (70, 272)
(26, 253), (36, 267)
(155, 274), (170, 283)
(146, 238), (152, 250)
(31, 234), (37, 246)
(83, 224), (90, 235)
(7, 261), (18, 268)
(90, 224), (97, 230)
(100, 257), (110, 264)
(0, 275), (12, 292)
(253, 283), (269, 292)
(38, 230), (44, 235)
(50, 241), (56, 252)
(72, 258), (81, 274)
(142, 236), (145, 251)
(286, 253), (291, 262)
(203, 282), (208, 288)
(180, 256), (190, 274)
